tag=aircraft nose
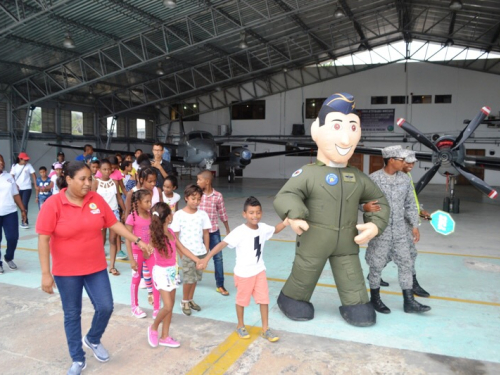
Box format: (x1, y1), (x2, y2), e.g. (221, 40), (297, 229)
(241, 149), (252, 160)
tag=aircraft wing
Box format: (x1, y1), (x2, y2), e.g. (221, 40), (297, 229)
(46, 143), (139, 156)
(215, 148), (307, 162)
(464, 155), (500, 171)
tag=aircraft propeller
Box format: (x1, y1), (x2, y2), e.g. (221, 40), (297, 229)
(397, 107), (498, 199)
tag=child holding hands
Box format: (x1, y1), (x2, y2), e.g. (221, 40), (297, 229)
(199, 196), (289, 342)
(170, 184), (211, 316)
(147, 202), (202, 348)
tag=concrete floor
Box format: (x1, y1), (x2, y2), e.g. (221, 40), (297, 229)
(1, 177), (500, 374)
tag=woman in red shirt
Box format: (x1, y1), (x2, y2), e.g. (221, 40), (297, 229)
(36, 161), (150, 375)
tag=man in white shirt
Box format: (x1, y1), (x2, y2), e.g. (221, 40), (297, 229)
(10, 152), (36, 229)
(0, 154), (27, 273)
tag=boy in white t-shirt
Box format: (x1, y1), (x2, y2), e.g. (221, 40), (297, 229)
(199, 196), (289, 342)
(170, 184), (211, 316)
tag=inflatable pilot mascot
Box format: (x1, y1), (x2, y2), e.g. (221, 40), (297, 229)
(273, 93), (390, 327)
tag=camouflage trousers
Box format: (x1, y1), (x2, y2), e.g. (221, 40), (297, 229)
(406, 223), (418, 275)
(365, 225), (413, 290)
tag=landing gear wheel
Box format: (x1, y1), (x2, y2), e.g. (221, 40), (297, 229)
(451, 197), (460, 214)
(228, 171), (235, 183)
(443, 197), (451, 212)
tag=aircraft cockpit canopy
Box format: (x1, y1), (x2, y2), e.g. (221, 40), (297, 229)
(188, 131), (214, 140)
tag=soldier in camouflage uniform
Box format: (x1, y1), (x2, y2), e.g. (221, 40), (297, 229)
(403, 150), (431, 297)
(366, 146), (431, 314)
(274, 93), (390, 327)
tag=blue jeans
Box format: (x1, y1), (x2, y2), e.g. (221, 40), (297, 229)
(54, 269), (114, 362)
(0, 211), (19, 265)
(18, 189), (32, 224)
(209, 230), (225, 288)
(38, 194), (50, 210)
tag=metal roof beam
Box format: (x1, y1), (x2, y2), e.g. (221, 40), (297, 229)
(96, 33), (404, 117)
(338, 0), (368, 47)
(0, 0), (73, 37)
(272, 0), (335, 60)
(11, 0), (335, 109)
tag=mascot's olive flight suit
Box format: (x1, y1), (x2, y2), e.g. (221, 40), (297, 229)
(274, 160), (390, 326)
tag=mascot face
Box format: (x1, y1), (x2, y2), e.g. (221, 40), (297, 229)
(311, 93), (361, 166)
(311, 111), (361, 165)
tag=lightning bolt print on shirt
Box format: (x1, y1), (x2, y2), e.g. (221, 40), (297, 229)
(254, 236), (262, 262)
(223, 223), (276, 278)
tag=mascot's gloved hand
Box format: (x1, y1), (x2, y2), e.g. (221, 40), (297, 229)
(288, 219), (309, 235)
(354, 222), (378, 244)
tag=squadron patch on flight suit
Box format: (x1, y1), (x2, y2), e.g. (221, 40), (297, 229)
(291, 169), (303, 178)
(325, 173), (338, 186)
(342, 173), (356, 183)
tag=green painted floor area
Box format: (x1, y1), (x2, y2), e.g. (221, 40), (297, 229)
(2, 180), (500, 365)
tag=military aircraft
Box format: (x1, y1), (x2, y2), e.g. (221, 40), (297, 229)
(47, 130), (305, 183)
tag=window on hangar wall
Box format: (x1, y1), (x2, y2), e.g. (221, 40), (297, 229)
(137, 118), (146, 139)
(411, 95), (432, 104)
(29, 107), (42, 133)
(231, 100), (266, 120)
(371, 96), (388, 105)
(106, 116), (117, 137)
(391, 96), (408, 104)
(71, 111), (83, 136)
(305, 98), (326, 119)
(170, 103), (199, 121)
(435, 95), (452, 104)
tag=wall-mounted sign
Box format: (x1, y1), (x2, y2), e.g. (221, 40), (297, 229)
(358, 109), (395, 132)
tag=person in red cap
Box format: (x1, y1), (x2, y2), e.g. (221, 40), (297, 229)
(10, 152), (36, 229)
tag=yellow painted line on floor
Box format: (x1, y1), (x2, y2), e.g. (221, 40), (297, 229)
(186, 326), (261, 375)
(264, 240), (500, 259)
(416, 250), (500, 259)
(8, 244), (500, 260)
(9, 246), (500, 306)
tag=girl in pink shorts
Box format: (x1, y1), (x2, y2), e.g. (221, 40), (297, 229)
(147, 202), (201, 348)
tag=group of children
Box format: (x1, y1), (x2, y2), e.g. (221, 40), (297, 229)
(34, 151), (289, 347)
(119, 169), (288, 348)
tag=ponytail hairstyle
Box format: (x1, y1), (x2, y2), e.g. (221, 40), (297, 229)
(58, 161), (89, 190)
(149, 202), (173, 258)
(131, 189), (152, 223)
(138, 167), (156, 186)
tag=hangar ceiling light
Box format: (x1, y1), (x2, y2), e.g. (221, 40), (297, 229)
(63, 32), (75, 49)
(156, 62), (165, 75)
(449, 0), (463, 11)
(163, 0), (176, 9)
(238, 31), (248, 49)
(334, 4), (345, 19)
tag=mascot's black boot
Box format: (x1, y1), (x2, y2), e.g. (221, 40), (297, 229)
(277, 291), (314, 321)
(370, 288), (391, 314)
(367, 275), (389, 287)
(412, 275), (430, 298)
(403, 289), (431, 313)
(339, 303), (376, 327)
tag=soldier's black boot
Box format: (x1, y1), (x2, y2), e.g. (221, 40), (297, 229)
(403, 289), (431, 313)
(367, 275), (389, 287)
(370, 288), (391, 314)
(412, 275), (430, 298)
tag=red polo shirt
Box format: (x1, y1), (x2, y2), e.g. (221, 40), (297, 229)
(36, 188), (117, 276)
